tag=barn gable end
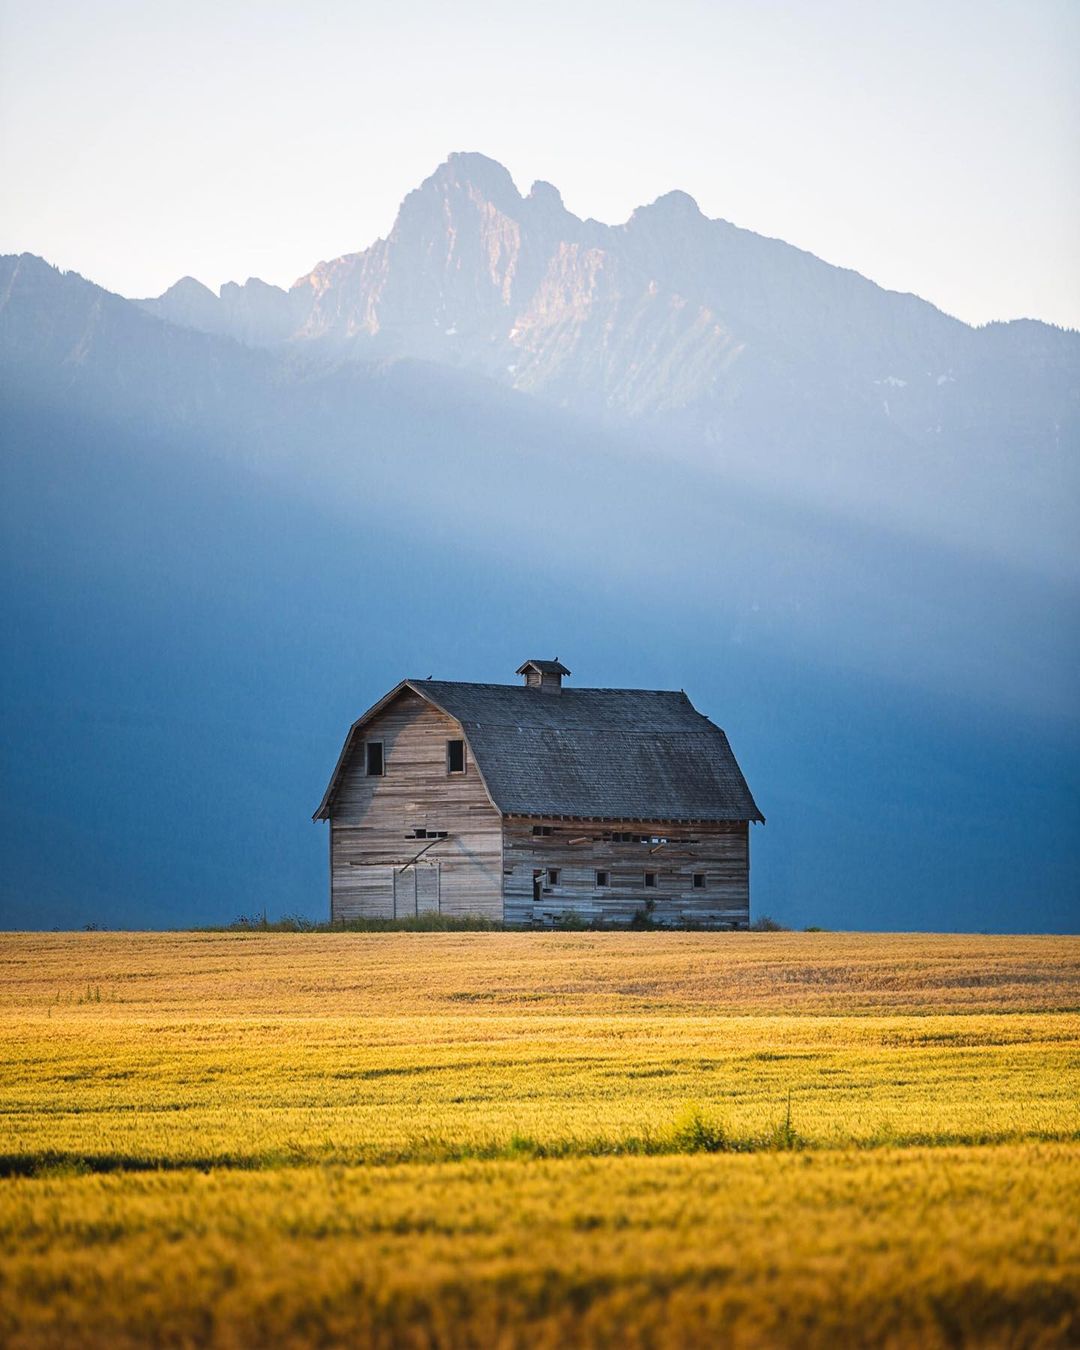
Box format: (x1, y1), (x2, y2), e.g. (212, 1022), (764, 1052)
(324, 685), (503, 922)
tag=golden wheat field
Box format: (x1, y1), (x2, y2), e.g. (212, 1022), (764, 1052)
(1, 931), (1079, 1348)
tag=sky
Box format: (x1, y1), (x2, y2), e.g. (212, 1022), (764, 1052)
(1, 0), (1078, 328)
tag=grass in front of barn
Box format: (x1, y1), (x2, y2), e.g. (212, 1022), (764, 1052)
(0, 932), (1078, 1346)
(3, 1147), (1078, 1349)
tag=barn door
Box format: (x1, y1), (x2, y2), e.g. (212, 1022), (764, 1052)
(392, 865), (441, 917)
(416, 864), (440, 915)
(393, 867), (416, 918)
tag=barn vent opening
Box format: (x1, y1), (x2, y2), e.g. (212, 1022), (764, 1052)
(365, 741), (384, 776)
(447, 739), (466, 774)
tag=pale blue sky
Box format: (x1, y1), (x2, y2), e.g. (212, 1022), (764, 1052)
(1, 0), (1077, 326)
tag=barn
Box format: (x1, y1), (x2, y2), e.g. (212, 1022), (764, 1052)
(313, 660), (763, 928)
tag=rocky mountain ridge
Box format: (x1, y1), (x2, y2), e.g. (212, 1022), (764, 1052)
(130, 151), (1078, 576)
(136, 151), (1077, 403)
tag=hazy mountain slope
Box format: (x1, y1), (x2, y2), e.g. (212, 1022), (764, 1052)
(6, 388), (1075, 934)
(9, 255), (1074, 718)
(137, 274), (307, 345)
(2, 253), (281, 442)
(2, 257), (1078, 930)
(133, 153), (1080, 577)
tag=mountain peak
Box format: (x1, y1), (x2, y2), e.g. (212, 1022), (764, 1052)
(135, 275), (223, 328)
(527, 180), (565, 212)
(424, 151), (521, 205)
(220, 277), (289, 299)
(162, 276), (217, 302)
(641, 189), (703, 218)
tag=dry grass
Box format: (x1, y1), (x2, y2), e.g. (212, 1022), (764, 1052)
(4, 930), (1078, 1017)
(3, 1147), (1078, 1349)
(0, 931), (1078, 1346)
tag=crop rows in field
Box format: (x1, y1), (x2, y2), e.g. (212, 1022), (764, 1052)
(1, 932), (1078, 1347)
(2, 1010), (1078, 1172)
(4, 930), (1078, 1017)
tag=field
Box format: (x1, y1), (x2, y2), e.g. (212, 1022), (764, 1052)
(1, 931), (1078, 1347)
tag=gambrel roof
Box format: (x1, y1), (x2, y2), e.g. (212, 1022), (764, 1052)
(314, 678), (763, 824)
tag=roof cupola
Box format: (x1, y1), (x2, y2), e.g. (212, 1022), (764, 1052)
(516, 658), (570, 693)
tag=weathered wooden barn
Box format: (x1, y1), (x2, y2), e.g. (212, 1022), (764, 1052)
(313, 660), (763, 927)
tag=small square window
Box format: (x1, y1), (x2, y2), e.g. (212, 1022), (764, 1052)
(644, 871), (657, 889)
(365, 741), (384, 776)
(447, 739), (465, 774)
(532, 825), (553, 837)
(693, 873), (705, 889)
(595, 870), (609, 888)
(547, 868), (560, 886)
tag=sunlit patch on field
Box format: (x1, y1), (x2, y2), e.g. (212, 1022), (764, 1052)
(0, 932), (1077, 1346)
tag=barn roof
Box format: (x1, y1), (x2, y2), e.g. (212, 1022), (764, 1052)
(313, 679), (763, 824)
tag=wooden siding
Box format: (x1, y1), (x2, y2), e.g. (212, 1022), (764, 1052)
(328, 688), (503, 920)
(501, 817), (750, 928)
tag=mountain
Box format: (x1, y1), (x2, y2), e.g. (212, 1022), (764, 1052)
(1, 156), (1078, 933)
(134, 152), (1080, 575)
(137, 274), (307, 346)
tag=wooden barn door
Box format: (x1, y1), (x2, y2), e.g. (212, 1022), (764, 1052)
(393, 864), (441, 916)
(393, 867), (415, 918)
(416, 864), (440, 915)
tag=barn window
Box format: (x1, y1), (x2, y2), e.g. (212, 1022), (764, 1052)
(644, 871), (657, 889)
(532, 825), (553, 837)
(595, 870), (609, 888)
(547, 868), (560, 886)
(365, 741), (384, 776)
(693, 873), (705, 889)
(447, 739), (466, 774)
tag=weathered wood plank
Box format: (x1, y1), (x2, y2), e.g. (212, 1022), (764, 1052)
(501, 816), (750, 928)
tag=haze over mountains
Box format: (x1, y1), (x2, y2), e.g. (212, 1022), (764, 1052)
(2, 153), (1077, 931)
(138, 151), (1079, 576)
